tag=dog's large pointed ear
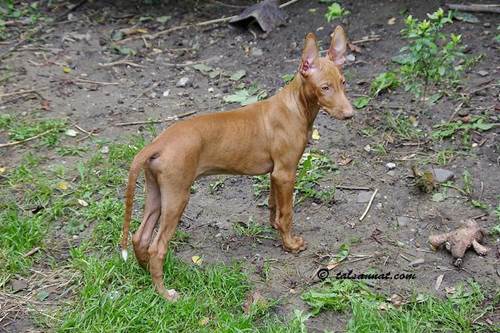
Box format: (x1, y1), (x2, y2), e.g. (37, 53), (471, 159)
(299, 33), (319, 76)
(328, 26), (347, 66)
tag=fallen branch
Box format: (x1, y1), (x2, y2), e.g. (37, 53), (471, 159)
(99, 59), (145, 68)
(115, 111), (197, 127)
(128, 82), (159, 107)
(0, 88), (45, 100)
(23, 247), (40, 257)
(0, 129), (55, 148)
(447, 101), (464, 123)
(336, 185), (371, 191)
(446, 3), (500, 14)
(73, 78), (119, 85)
(359, 188), (378, 221)
(117, 0), (301, 44)
(164, 56), (220, 67)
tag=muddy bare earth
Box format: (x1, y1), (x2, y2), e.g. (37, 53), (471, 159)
(0, 0), (499, 332)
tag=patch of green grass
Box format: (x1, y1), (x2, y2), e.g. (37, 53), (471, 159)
(59, 249), (291, 332)
(0, 115), (66, 147)
(303, 279), (491, 332)
(253, 150), (337, 204)
(209, 177), (225, 194)
(385, 113), (422, 141)
(435, 148), (455, 166)
(56, 145), (88, 157)
(372, 143), (387, 156)
(233, 217), (274, 240)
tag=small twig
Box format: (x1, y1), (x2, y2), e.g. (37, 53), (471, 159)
(23, 247), (40, 257)
(471, 213), (488, 220)
(347, 255), (373, 264)
(74, 124), (93, 136)
(164, 56), (220, 67)
(440, 183), (468, 196)
(73, 78), (119, 85)
(99, 59), (145, 68)
(0, 89), (44, 99)
(0, 129), (55, 148)
(336, 185), (371, 191)
(446, 3), (500, 13)
(115, 111), (197, 127)
(447, 101), (464, 123)
(351, 35), (381, 45)
(359, 188), (378, 221)
(399, 253), (412, 262)
(128, 82), (159, 107)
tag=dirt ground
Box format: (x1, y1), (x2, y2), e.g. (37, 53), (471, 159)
(1, 0), (499, 332)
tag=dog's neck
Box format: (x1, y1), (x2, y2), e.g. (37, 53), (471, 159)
(278, 74), (320, 128)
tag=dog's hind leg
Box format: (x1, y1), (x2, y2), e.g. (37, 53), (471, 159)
(132, 168), (160, 268)
(148, 174), (190, 301)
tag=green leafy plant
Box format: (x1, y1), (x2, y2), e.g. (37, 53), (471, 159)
(223, 84), (267, 106)
(370, 72), (400, 96)
(432, 116), (494, 146)
(397, 8), (465, 98)
(354, 72), (399, 109)
(324, 3), (348, 22)
(254, 150), (337, 204)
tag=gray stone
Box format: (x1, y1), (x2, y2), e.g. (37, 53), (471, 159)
(397, 216), (410, 227)
(357, 191), (374, 203)
(477, 70), (489, 77)
(11, 279), (28, 293)
(387, 170), (396, 177)
(251, 47), (263, 57)
(176, 77), (191, 88)
(431, 168), (455, 183)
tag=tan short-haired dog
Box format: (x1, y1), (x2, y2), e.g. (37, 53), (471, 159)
(121, 26), (354, 300)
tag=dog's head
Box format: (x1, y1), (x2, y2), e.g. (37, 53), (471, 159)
(299, 26), (353, 120)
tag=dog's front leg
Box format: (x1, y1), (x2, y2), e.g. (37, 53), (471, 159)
(268, 178), (279, 229)
(271, 169), (307, 253)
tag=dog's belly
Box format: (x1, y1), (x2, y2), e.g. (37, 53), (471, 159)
(198, 158), (273, 177)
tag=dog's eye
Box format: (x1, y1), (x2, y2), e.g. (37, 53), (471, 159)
(321, 86), (330, 91)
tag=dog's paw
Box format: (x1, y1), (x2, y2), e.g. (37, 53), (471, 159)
(284, 236), (307, 253)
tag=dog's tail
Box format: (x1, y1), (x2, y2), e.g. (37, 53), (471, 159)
(120, 145), (158, 261)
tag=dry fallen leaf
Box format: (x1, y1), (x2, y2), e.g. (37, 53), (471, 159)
(57, 181), (69, 191)
(0, 167), (5, 175)
(198, 317), (209, 326)
(191, 255), (203, 265)
(390, 294), (403, 308)
(41, 99), (50, 111)
(63, 66), (71, 73)
(445, 286), (456, 294)
(78, 199), (89, 207)
(388, 17), (396, 25)
(338, 155), (353, 166)
(312, 128), (320, 140)
(434, 274), (444, 291)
